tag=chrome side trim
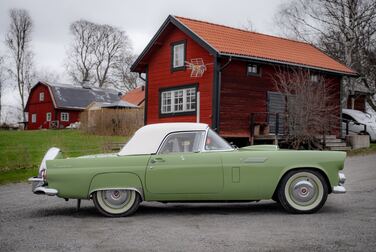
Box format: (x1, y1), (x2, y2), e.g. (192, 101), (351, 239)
(28, 177), (44, 182)
(243, 157), (268, 163)
(332, 185), (346, 194)
(33, 187), (58, 196)
(89, 187), (144, 201)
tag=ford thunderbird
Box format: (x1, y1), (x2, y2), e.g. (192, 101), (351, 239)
(29, 123), (346, 217)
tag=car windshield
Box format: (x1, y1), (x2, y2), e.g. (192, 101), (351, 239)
(205, 129), (233, 151)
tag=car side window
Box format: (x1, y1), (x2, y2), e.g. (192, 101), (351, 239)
(159, 131), (205, 154)
(205, 129), (233, 151)
(342, 114), (355, 122)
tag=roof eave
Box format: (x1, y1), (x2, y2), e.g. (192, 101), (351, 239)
(131, 15), (219, 73)
(219, 53), (358, 77)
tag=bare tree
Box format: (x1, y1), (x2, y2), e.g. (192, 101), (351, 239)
(92, 24), (128, 87)
(0, 55), (6, 123)
(275, 0), (376, 109)
(113, 53), (140, 91)
(66, 20), (137, 89)
(241, 19), (257, 32)
(273, 68), (339, 149)
(36, 67), (61, 84)
(66, 20), (96, 86)
(5, 9), (34, 122)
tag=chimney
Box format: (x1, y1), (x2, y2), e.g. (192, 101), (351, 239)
(141, 85), (145, 91)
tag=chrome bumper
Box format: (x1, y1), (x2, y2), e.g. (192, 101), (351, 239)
(28, 177), (58, 196)
(332, 171), (346, 194)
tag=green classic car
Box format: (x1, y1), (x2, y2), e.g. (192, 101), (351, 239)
(29, 123), (346, 217)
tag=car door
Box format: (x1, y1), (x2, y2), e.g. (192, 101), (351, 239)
(145, 131), (224, 194)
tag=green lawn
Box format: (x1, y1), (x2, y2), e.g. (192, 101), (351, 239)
(0, 129), (127, 184)
(347, 143), (376, 156)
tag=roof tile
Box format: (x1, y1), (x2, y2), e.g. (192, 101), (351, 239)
(175, 16), (355, 75)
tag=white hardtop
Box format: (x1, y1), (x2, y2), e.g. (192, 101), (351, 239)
(118, 123), (209, 156)
(343, 109), (374, 124)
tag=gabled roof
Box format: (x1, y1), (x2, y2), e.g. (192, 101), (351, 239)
(121, 86), (145, 106)
(25, 82), (121, 111)
(132, 15), (356, 76)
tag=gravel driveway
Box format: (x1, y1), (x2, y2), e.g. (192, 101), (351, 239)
(1, 154), (376, 251)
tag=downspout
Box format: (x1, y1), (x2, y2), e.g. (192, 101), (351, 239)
(212, 54), (220, 131)
(215, 56), (232, 132)
(339, 76), (344, 139)
(138, 68), (148, 125)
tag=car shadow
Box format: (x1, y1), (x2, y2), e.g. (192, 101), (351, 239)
(28, 200), (345, 218)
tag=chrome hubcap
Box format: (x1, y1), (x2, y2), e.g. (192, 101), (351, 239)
(288, 176), (319, 207)
(103, 190), (130, 209)
(292, 180), (315, 203)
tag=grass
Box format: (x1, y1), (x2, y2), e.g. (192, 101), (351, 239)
(0, 129), (127, 185)
(347, 143), (376, 156)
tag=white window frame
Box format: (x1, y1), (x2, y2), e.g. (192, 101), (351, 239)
(160, 87), (197, 115)
(247, 64), (260, 76)
(31, 114), (37, 123)
(39, 92), (45, 101)
(46, 112), (51, 122)
(61, 112), (69, 122)
(310, 74), (319, 83)
(172, 41), (186, 70)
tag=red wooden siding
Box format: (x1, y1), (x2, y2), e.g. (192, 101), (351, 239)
(146, 25), (214, 126)
(220, 61), (276, 137)
(26, 83), (80, 130)
(219, 60), (342, 137)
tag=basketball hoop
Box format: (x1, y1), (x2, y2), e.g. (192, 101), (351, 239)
(185, 58), (212, 78)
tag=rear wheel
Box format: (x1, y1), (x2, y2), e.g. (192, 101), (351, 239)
(278, 169), (328, 214)
(93, 189), (141, 217)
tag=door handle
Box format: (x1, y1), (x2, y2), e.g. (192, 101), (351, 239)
(150, 157), (165, 164)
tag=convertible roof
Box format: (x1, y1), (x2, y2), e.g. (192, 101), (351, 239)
(118, 123), (208, 156)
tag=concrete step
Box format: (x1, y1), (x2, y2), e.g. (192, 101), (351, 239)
(320, 138), (343, 143)
(316, 135), (337, 140)
(329, 146), (352, 151)
(325, 142), (347, 147)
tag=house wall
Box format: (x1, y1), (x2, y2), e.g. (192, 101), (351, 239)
(219, 60), (342, 137)
(26, 83), (81, 130)
(146, 26), (214, 126)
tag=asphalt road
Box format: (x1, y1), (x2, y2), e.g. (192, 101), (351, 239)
(1, 154), (376, 252)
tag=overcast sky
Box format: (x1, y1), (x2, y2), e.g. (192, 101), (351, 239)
(0, 0), (286, 121)
(0, 0), (286, 80)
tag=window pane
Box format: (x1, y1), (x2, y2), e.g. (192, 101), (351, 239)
(205, 129), (233, 151)
(174, 90), (184, 111)
(173, 43), (184, 68)
(159, 131), (205, 154)
(161, 92), (172, 113)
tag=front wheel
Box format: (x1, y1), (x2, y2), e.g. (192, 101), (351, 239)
(93, 189), (141, 217)
(278, 170), (328, 214)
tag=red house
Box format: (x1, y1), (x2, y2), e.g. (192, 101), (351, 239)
(25, 82), (120, 130)
(131, 15), (356, 143)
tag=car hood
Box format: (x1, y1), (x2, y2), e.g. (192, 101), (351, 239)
(76, 153), (119, 159)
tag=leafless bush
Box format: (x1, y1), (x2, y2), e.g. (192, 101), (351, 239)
(80, 108), (144, 136)
(273, 68), (339, 149)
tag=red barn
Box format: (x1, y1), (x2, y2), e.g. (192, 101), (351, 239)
(131, 15), (357, 144)
(25, 82), (120, 130)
